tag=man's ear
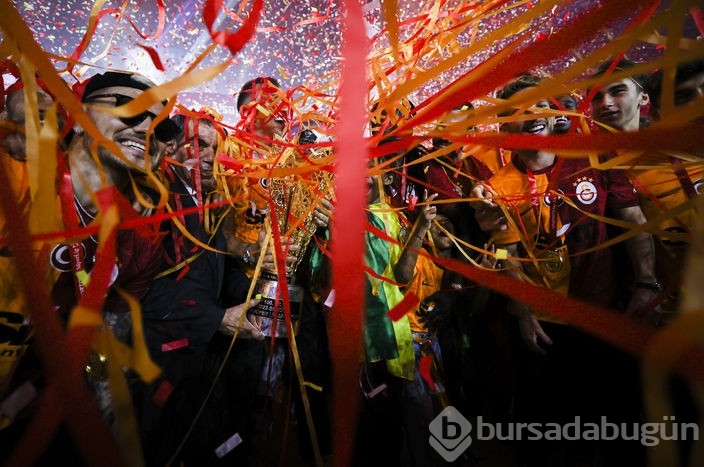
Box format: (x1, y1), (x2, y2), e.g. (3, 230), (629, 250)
(163, 139), (178, 157)
(639, 92), (650, 108)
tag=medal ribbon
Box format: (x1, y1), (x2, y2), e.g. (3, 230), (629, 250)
(58, 158), (88, 299)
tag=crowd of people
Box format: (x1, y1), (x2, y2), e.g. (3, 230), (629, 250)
(0, 54), (702, 467)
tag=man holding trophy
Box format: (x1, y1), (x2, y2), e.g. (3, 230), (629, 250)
(223, 76), (334, 336)
(221, 76), (334, 463)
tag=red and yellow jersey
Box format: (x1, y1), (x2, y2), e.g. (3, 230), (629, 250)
(0, 153), (30, 247)
(489, 153), (640, 313)
(488, 159), (571, 301)
(627, 157), (702, 243)
(626, 154), (703, 297)
(473, 146), (510, 179)
(0, 153), (32, 399)
(404, 254), (444, 333)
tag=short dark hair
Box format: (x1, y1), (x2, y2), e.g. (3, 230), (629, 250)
(590, 58), (648, 91)
(646, 59), (704, 112)
(170, 113), (216, 143)
(497, 74), (543, 101)
(496, 74), (543, 117)
(236, 77), (281, 112)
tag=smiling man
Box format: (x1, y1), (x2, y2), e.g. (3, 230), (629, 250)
(54, 72), (179, 430)
(589, 58), (650, 132)
(0, 70), (180, 464)
(50, 71), (178, 326)
(477, 74), (658, 322)
(589, 58), (702, 327)
(551, 93), (578, 134)
(68, 71), (178, 214)
(470, 73), (657, 467)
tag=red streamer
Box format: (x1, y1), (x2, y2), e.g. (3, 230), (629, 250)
(203, 0), (264, 56)
(135, 43), (166, 71)
(125, 0), (166, 41)
(418, 354), (436, 391)
(67, 8), (120, 74)
(387, 291), (420, 322)
(327, 1), (369, 465)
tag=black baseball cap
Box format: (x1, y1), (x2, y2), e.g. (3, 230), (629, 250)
(81, 71), (158, 101)
(80, 71), (178, 141)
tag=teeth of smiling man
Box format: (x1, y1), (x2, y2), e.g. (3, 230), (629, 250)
(527, 124), (545, 133)
(121, 140), (146, 152)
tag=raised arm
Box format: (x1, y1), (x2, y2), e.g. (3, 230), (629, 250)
(394, 193), (438, 284)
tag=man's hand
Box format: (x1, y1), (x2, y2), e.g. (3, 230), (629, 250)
(517, 314), (553, 355)
(219, 298), (264, 339)
(509, 297), (552, 355)
(312, 198), (334, 228)
(625, 287), (665, 327)
(418, 191), (439, 230)
(259, 236), (300, 274)
(478, 243), (500, 268)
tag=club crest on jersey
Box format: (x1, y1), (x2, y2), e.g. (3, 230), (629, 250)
(50, 243), (83, 272)
(573, 177), (597, 205)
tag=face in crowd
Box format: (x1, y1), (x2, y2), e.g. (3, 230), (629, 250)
(2, 87), (56, 161)
(428, 214), (455, 251)
(551, 94), (578, 135)
(366, 162), (396, 205)
(433, 103), (474, 152)
(589, 76), (649, 132)
(172, 116), (220, 194)
(501, 91), (555, 137)
(673, 71), (704, 108)
(79, 75), (177, 173)
(647, 60), (704, 122)
(238, 78), (286, 142)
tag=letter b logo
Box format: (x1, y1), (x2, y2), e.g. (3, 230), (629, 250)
(442, 416), (462, 440)
(429, 406), (472, 462)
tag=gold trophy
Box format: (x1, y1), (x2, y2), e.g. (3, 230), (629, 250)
(248, 127), (333, 337)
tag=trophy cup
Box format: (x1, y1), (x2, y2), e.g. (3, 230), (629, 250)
(247, 127), (333, 337)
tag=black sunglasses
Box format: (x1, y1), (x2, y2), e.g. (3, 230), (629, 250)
(84, 93), (178, 142)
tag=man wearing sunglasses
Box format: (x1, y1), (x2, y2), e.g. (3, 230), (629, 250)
(68, 71), (178, 213)
(35, 71), (179, 463)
